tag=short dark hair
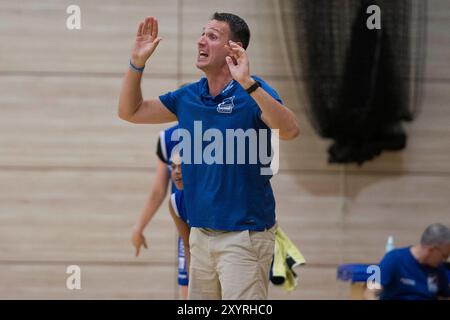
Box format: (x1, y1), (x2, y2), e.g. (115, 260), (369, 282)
(421, 223), (450, 246)
(211, 12), (250, 50)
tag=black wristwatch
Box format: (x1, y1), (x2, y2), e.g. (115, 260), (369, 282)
(245, 80), (261, 94)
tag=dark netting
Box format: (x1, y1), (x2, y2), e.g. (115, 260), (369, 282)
(281, 0), (427, 165)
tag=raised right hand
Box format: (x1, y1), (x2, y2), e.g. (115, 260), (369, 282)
(131, 17), (162, 68)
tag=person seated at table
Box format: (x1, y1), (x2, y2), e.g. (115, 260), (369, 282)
(373, 223), (450, 300)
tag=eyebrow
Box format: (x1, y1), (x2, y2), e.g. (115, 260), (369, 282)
(202, 27), (224, 34)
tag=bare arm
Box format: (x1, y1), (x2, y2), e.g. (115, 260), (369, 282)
(118, 70), (176, 124)
(131, 159), (170, 257)
(246, 82), (299, 140)
(225, 40), (300, 140)
(118, 16), (177, 124)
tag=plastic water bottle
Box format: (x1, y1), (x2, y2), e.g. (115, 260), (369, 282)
(385, 235), (395, 253)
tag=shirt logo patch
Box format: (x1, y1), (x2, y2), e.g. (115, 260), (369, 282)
(217, 96), (235, 114)
(400, 278), (416, 286)
(427, 275), (438, 293)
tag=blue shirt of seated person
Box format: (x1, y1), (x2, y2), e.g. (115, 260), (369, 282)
(379, 224), (450, 300)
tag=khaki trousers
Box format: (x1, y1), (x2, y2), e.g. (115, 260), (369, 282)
(188, 225), (276, 300)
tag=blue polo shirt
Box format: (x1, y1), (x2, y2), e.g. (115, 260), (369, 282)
(159, 75), (281, 231)
(379, 247), (450, 300)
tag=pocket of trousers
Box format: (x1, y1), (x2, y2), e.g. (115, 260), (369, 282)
(246, 230), (275, 261)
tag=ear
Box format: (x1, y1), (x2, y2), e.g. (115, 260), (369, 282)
(228, 38), (244, 48)
(427, 245), (436, 254)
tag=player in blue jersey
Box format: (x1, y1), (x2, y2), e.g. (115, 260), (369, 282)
(131, 124), (179, 257)
(119, 13), (300, 299)
(167, 152), (190, 299)
(131, 124), (191, 299)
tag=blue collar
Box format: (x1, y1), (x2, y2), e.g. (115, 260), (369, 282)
(200, 78), (236, 101)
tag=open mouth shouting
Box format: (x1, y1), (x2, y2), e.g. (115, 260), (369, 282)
(198, 50), (209, 60)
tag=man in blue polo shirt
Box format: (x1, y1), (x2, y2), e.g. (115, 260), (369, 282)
(377, 223), (450, 300)
(118, 13), (299, 299)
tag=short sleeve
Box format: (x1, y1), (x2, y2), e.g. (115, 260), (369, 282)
(379, 252), (397, 287)
(159, 91), (178, 115)
(251, 75), (283, 121)
(255, 76), (283, 104)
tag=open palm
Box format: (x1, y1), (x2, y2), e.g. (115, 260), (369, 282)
(131, 17), (162, 67)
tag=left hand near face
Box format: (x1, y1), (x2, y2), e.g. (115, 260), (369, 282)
(225, 40), (252, 86)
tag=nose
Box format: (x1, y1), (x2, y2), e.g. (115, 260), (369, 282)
(198, 34), (206, 47)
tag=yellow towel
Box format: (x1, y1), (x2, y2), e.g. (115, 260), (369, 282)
(270, 226), (306, 292)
